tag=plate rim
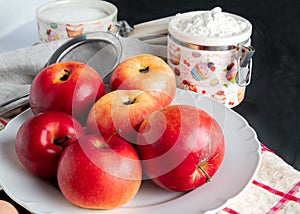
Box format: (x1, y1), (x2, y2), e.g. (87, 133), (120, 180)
(0, 88), (262, 213)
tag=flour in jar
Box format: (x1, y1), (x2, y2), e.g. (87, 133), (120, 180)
(40, 5), (108, 23)
(175, 7), (248, 37)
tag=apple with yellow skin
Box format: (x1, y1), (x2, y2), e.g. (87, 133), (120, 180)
(29, 61), (105, 123)
(136, 104), (225, 192)
(109, 54), (176, 107)
(57, 134), (142, 209)
(86, 89), (163, 143)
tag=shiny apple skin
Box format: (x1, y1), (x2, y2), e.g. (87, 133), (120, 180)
(15, 111), (85, 178)
(109, 54), (176, 107)
(57, 134), (142, 209)
(136, 104), (225, 192)
(29, 61), (105, 123)
(86, 90), (162, 143)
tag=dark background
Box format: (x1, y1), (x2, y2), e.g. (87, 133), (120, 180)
(109, 0), (300, 171)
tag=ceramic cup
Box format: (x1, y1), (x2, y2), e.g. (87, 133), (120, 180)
(167, 9), (254, 108)
(36, 0), (118, 42)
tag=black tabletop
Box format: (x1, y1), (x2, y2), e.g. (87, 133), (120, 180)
(109, 0), (300, 171)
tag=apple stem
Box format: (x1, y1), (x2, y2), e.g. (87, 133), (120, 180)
(123, 97), (136, 105)
(60, 69), (70, 81)
(197, 165), (211, 183)
(139, 66), (150, 73)
(53, 136), (70, 146)
(106, 129), (121, 144)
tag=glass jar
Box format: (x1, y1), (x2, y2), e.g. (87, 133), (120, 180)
(167, 9), (255, 108)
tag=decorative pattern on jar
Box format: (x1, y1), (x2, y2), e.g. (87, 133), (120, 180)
(167, 7), (254, 108)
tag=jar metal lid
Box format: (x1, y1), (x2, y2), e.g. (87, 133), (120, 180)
(168, 34), (249, 51)
(168, 11), (252, 46)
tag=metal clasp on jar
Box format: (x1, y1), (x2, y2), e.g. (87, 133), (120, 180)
(235, 45), (255, 87)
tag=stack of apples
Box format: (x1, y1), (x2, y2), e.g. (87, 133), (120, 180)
(15, 54), (225, 210)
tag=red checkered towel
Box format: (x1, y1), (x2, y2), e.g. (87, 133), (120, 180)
(220, 144), (300, 213)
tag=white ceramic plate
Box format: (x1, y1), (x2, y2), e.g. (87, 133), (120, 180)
(0, 88), (261, 214)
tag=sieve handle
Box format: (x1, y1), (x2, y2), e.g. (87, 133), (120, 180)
(128, 16), (173, 45)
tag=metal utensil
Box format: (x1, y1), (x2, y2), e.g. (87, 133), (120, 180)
(46, 31), (122, 83)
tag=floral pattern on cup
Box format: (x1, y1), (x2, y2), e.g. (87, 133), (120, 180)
(66, 24), (84, 38)
(46, 28), (59, 42)
(36, 1), (118, 42)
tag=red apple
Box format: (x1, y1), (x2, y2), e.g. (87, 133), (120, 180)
(57, 134), (142, 209)
(29, 61), (105, 123)
(86, 89), (162, 143)
(136, 104), (225, 192)
(15, 111), (85, 178)
(109, 54), (176, 107)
